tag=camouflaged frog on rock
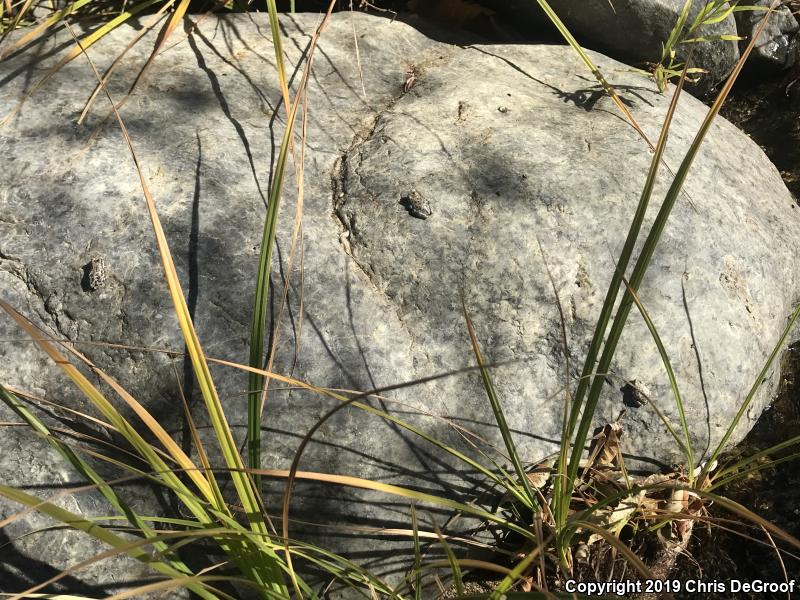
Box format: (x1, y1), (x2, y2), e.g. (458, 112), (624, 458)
(400, 190), (432, 219)
(82, 256), (108, 292)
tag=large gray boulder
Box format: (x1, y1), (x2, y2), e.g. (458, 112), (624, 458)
(486, 0), (740, 95)
(1, 11), (799, 595)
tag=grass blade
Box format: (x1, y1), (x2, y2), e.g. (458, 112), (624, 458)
(265, 467), (535, 540)
(0, 485), (217, 599)
(462, 301), (538, 509)
(488, 535), (549, 599)
(434, 524), (464, 597)
(705, 300), (800, 476)
(63, 24), (289, 595)
(0, 0), (163, 127)
(247, 1), (334, 490)
(621, 276), (694, 474)
(411, 502), (422, 600)
(563, 7), (774, 530)
(555, 63), (688, 531)
(0, 384), (204, 588)
(533, 0), (656, 151)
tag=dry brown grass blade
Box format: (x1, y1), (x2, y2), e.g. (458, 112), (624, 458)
(695, 515), (800, 561)
(349, 4), (367, 99)
(75, 346), (218, 499)
(268, 467), (528, 535)
(6, 385), (119, 433)
(77, 3), (174, 124)
(0, 0), (163, 127)
(0, 298), (217, 503)
(22, 422), (155, 469)
(171, 360), (221, 500)
(156, 0), (235, 57)
(0, 336), (185, 356)
(79, 0), (193, 131)
(705, 492), (800, 550)
(761, 524), (791, 599)
(101, 576), (237, 600)
(78, 0), (238, 130)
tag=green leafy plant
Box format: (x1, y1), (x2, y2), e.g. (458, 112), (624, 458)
(649, 0), (766, 91)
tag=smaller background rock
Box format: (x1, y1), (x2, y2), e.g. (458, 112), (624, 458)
(735, 0), (799, 71)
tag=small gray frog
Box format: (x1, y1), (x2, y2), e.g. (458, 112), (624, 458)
(83, 256), (108, 292)
(621, 379), (651, 407)
(400, 190), (432, 220)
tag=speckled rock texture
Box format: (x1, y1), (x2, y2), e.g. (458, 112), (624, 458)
(735, 0), (799, 70)
(484, 0), (741, 95)
(1, 12), (799, 596)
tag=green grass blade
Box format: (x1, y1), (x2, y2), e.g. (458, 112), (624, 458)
(715, 433), (800, 484)
(288, 542), (401, 598)
(265, 0), (289, 106)
(246, 2), (291, 483)
(434, 525), (464, 597)
(0, 485), (217, 598)
(711, 450), (800, 491)
(533, 0), (655, 149)
(555, 61), (688, 531)
(564, 7), (774, 518)
(705, 301), (800, 474)
(662, 0), (693, 60)
(488, 546), (548, 600)
(0, 384), (205, 586)
(621, 278), (694, 474)
(462, 302), (538, 509)
(488, 537), (548, 600)
(247, 1), (334, 489)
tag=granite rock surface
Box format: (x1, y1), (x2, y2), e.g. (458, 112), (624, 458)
(1, 12), (799, 596)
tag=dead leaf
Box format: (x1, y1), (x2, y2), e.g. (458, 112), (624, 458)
(526, 459), (554, 490)
(586, 489), (644, 545)
(586, 421), (624, 469)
